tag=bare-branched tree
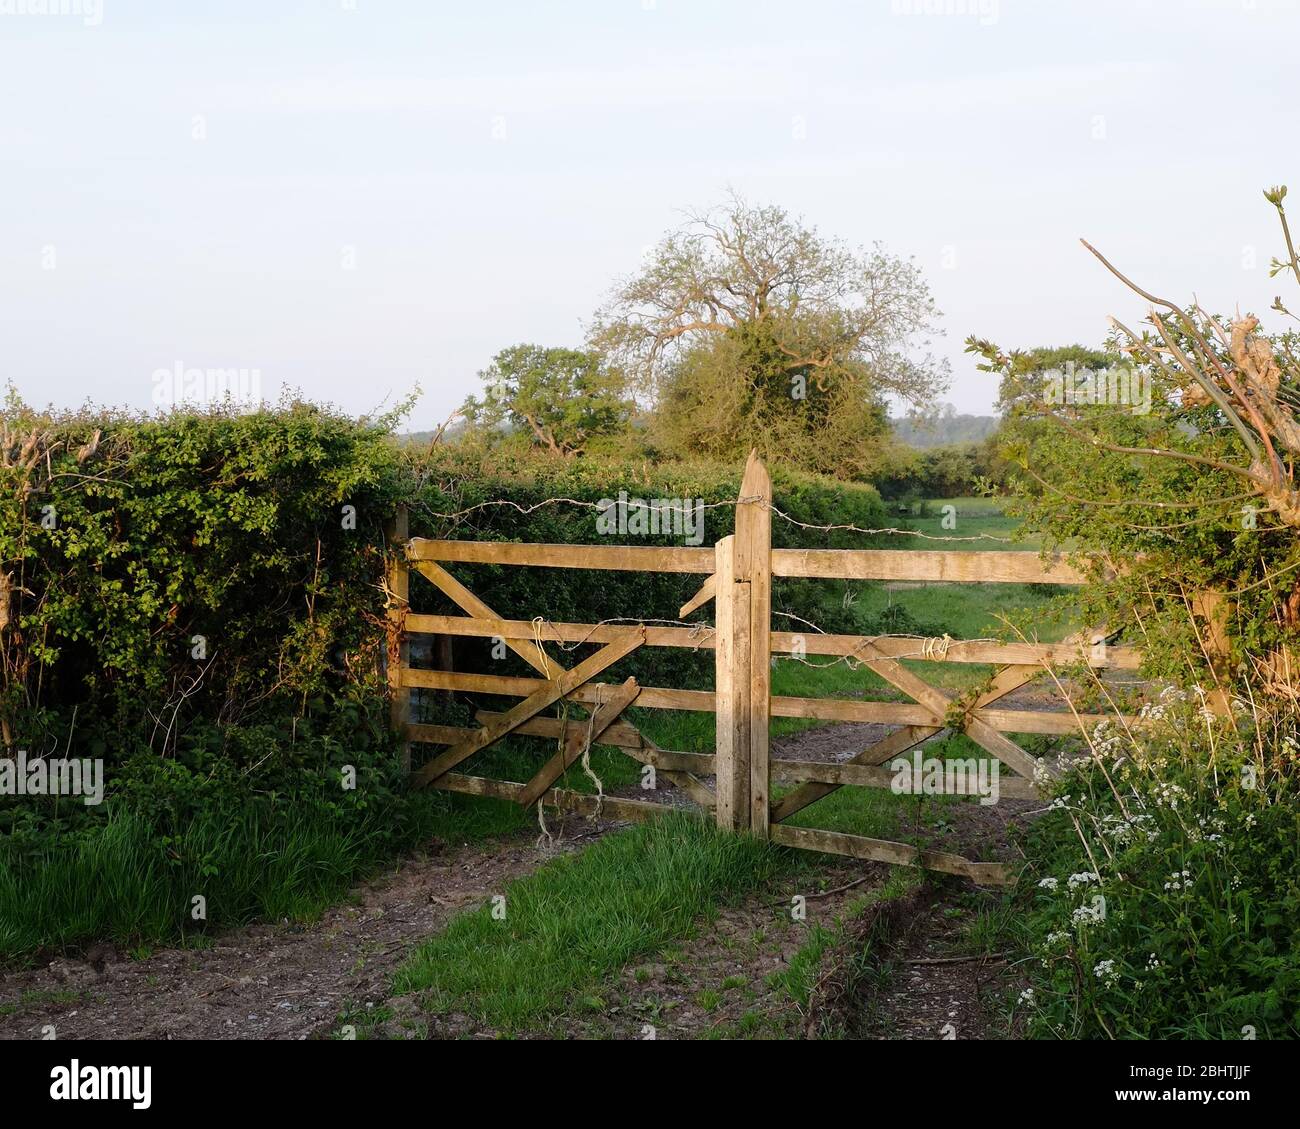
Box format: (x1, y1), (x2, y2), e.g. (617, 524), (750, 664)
(1078, 186), (1300, 528)
(590, 192), (949, 406)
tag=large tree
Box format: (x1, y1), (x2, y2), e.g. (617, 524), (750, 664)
(462, 344), (632, 457)
(590, 195), (948, 474)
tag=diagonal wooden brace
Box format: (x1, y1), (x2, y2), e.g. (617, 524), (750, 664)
(679, 575), (716, 618)
(771, 634), (1090, 822)
(405, 556), (717, 801)
(409, 557), (713, 805)
(516, 676), (641, 807)
(411, 560), (554, 674)
(410, 628), (645, 789)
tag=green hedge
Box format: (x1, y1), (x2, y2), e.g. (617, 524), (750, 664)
(408, 446), (889, 700)
(2, 406), (886, 791)
(1, 400), (407, 753)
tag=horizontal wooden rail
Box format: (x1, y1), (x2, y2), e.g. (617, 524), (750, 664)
(401, 669), (1126, 734)
(769, 824), (1012, 886)
(770, 548), (1092, 585)
(770, 759), (1040, 799)
(407, 539), (714, 574)
(406, 540), (1102, 586)
(408, 721), (715, 772)
(405, 613), (1137, 669)
(407, 728), (1034, 799)
(433, 772), (683, 824)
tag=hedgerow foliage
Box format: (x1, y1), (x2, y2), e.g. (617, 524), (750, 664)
(985, 188), (1300, 1039)
(1, 401), (887, 772)
(0, 395), (408, 755)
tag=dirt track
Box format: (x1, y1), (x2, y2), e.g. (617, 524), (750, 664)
(0, 827), (600, 1041)
(1, 721), (1034, 1041)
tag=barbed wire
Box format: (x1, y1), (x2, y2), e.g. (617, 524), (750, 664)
(759, 499), (1016, 543)
(413, 492), (1020, 544)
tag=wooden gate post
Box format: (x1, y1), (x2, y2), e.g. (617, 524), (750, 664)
(714, 533), (750, 831)
(738, 452), (772, 837)
(714, 452), (773, 836)
(386, 505), (411, 774)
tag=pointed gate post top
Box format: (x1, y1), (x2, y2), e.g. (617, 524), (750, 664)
(740, 450), (771, 504)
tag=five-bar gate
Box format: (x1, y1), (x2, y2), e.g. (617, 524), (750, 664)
(386, 454), (1140, 886)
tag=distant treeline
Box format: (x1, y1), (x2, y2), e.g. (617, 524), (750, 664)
(890, 408), (999, 448)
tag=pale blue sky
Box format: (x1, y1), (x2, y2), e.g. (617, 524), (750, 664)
(2, 0), (1297, 426)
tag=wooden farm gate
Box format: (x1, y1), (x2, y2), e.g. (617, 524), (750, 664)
(385, 454), (1141, 887)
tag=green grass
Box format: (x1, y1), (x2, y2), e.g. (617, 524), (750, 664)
(0, 804), (396, 958)
(0, 780), (543, 963)
(389, 812), (790, 1031)
(882, 496), (1038, 549)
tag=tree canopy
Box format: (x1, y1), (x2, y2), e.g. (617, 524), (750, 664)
(590, 194), (948, 476)
(461, 344), (632, 457)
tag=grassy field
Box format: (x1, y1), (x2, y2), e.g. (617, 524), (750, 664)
(882, 495), (1039, 549)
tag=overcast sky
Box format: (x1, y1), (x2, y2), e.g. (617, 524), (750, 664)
(2, 0), (1297, 427)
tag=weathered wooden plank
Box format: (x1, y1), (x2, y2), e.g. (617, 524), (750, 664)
(963, 716), (1048, 781)
(516, 677), (641, 807)
(770, 758), (1039, 799)
(413, 540), (1096, 584)
(405, 614), (1140, 669)
(406, 722), (476, 745)
(770, 724), (938, 822)
(714, 534), (750, 831)
(771, 548), (1091, 585)
(406, 614), (716, 652)
(409, 539), (714, 574)
(433, 772), (682, 824)
(1191, 589), (1233, 716)
(474, 710), (646, 750)
(769, 824), (1012, 886)
(449, 713), (714, 807)
(851, 640), (951, 723)
(619, 734), (718, 809)
(404, 669), (1124, 732)
(409, 559), (555, 675)
(739, 453), (772, 837)
(769, 655), (1062, 822)
(407, 563), (710, 800)
(851, 636), (1058, 780)
(410, 629), (645, 788)
(678, 574), (716, 618)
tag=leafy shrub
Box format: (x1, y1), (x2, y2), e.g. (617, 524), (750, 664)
(1015, 688), (1300, 1039)
(1, 396), (409, 754)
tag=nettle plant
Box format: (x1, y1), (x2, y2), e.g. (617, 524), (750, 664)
(1018, 685), (1299, 1038)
